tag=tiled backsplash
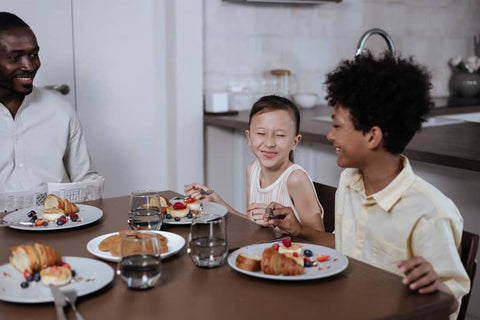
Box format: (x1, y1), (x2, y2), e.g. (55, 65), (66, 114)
(204, 0), (480, 108)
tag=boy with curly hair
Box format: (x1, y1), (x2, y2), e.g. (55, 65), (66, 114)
(268, 52), (469, 318)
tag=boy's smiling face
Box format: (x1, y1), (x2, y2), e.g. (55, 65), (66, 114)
(327, 105), (371, 168)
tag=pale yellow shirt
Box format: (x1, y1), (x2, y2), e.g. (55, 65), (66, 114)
(335, 156), (469, 318)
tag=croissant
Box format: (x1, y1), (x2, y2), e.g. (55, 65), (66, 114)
(43, 194), (79, 215)
(10, 243), (62, 273)
(261, 247), (304, 276)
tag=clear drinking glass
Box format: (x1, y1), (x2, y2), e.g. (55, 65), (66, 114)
(187, 213), (228, 268)
(128, 190), (163, 231)
(117, 231), (162, 290)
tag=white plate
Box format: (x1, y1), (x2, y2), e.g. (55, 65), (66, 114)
(163, 201), (228, 225)
(4, 205), (103, 231)
(0, 256), (114, 303)
(228, 242), (348, 281)
(86, 231), (185, 262)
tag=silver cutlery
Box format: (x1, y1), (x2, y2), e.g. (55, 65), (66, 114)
(49, 285), (67, 320)
(64, 290), (84, 320)
(199, 188), (215, 195)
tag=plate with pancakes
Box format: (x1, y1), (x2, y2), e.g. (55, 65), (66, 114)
(3, 204), (103, 231)
(0, 256), (114, 303)
(228, 242), (349, 281)
(86, 230), (186, 262)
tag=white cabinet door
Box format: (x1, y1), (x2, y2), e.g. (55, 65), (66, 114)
(1, 0), (75, 106)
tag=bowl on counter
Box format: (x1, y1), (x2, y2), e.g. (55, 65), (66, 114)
(293, 93), (318, 109)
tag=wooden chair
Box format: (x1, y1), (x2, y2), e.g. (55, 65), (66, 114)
(313, 182), (336, 233)
(312, 181), (478, 319)
(458, 230), (479, 320)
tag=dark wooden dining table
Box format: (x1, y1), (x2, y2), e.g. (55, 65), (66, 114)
(0, 192), (453, 320)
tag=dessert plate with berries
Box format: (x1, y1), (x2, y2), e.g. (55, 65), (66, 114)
(2, 205), (103, 231)
(228, 240), (349, 281)
(163, 200), (228, 225)
(0, 257), (114, 303)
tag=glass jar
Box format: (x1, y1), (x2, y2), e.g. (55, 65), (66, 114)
(270, 69), (291, 98)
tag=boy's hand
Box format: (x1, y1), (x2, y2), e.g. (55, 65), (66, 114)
(397, 257), (440, 294)
(265, 202), (302, 236)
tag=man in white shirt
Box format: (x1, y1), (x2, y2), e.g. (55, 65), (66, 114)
(0, 12), (97, 193)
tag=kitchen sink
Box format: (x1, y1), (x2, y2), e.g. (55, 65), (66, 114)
(441, 112), (480, 123)
(312, 115), (467, 127)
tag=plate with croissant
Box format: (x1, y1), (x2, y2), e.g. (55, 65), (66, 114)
(228, 241), (348, 281)
(0, 243), (114, 303)
(3, 194), (103, 231)
(86, 230), (186, 262)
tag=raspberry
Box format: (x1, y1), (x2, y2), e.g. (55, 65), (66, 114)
(282, 237), (292, 247)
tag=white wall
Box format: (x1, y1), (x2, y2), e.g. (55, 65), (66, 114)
(73, 0), (203, 197)
(204, 0), (480, 106)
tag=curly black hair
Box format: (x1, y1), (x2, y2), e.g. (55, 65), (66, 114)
(0, 12), (30, 33)
(325, 52), (434, 154)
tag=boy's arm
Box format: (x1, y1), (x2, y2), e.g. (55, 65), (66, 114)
(265, 202), (335, 248)
(398, 257), (458, 313)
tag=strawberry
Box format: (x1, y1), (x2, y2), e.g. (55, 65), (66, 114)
(272, 243), (280, 251)
(23, 270), (30, 280)
(34, 219), (45, 226)
(293, 252), (299, 257)
(173, 202), (187, 210)
(317, 254), (330, 262)
(184, 197), (195, 204)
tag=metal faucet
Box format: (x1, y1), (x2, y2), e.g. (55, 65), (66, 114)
(355, 28), (395, 56)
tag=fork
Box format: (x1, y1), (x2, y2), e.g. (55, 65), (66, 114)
(199, 188), (215, 195)
(63, 290), (84, 320)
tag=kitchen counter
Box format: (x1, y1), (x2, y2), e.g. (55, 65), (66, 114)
(204, 103), (480, 172)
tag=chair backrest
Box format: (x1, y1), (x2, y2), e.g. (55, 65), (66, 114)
(313, 182), (336, 233)
(458, 230), (479, 320)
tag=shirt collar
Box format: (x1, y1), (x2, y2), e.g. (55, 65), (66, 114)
(346, 155), (416, 212)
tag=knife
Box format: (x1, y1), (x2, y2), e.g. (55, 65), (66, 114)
(49, 284), (67, 320)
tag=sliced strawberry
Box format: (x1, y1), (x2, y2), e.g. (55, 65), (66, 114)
(293, 252), (299, 257)
(59, 262), (71, 269)
(173, 202), (187, 209)
(23, 270), (30, 279)
(272, 243), (280, 251)
(317, 254), (330, 262)
(184, 197), (195, 204)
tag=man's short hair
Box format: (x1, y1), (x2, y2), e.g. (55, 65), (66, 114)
(325, 52), (434, 154)
(0, 12), (30, 33)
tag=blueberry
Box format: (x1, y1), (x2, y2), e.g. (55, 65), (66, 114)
(43, 221), (48, 226)
(304, 249), (313, 257)
(30, 216), (38, 223)
(20, 281), (29, 288)
(165, 214), (172, 219)
(174, 217), (181, 221)
(56, 220), (64, 226)
(26, 274), (34, 282)
(27, 210), (36, 217)
(186, 213), (193, 219)
(71, 216), (78, 222)
(304, 260), (313, 267)
(33, 272), (41, 282)
(71, 270), (76, 277)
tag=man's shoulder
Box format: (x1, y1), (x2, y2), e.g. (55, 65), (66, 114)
(27, 87), (75, 115)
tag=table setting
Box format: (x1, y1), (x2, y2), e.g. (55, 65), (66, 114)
(0, 190), (454, 320)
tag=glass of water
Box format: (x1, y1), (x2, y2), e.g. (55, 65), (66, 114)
(187, 213), (228, 268)
(117, 231), (162, 290)
(128, 190), (163, 231)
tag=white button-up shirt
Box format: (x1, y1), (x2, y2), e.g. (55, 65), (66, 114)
(0, 87), (97, 192)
